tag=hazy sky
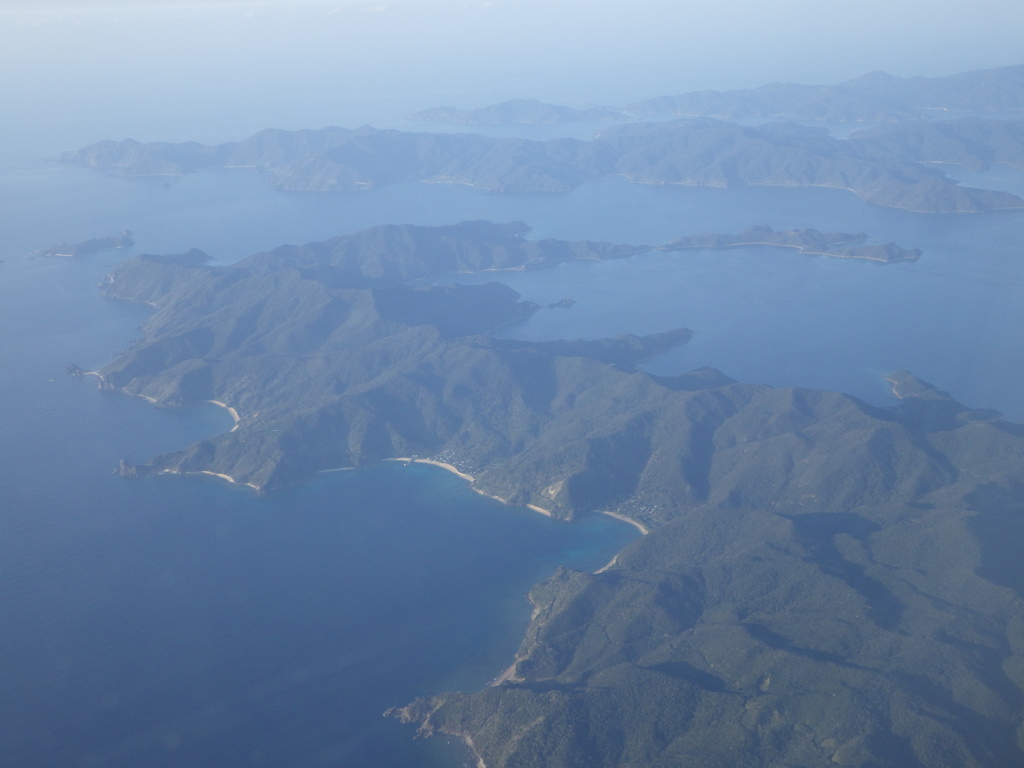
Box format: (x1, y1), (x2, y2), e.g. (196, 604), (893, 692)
(2, 0), (1022, 151)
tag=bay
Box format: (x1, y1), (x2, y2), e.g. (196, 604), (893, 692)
(3, 131), (1024, 768)
(3, 9), (1023, 764)
(0, 205), (638, 768)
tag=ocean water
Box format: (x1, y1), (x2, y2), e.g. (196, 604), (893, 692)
(0, 179), (640, 768)
(3, 8), (1023, 763)
(440, 178), (1024, 419)
(3, 112), (1024, 768)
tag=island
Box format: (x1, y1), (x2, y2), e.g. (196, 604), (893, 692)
(62, 116), (1024, 213)
(31, 230), (133, 258)
(92, 221), (924, 491)
(662, 225), (921, 262)
(76, 220), (1024, 766)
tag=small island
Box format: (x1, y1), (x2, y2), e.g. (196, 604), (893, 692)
(31, 230), (133, 258)
(662, 225), (922, 262)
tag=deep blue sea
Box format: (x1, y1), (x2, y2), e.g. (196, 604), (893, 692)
(0, 163), (642, 768)
(2, 120), (1024, 768)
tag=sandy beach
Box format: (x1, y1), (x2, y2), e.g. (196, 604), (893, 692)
(159, 467), (259, 492)
(471, 486), (508, 504)
(600, 510), (650, 535)
(461, 734), (487, 768)
(490, 662), (519, 686)
(388, 457), (476, 482)
(195, 470), (259, 492)
(388, 458), (560, 519)
(208, 400), (241, 432)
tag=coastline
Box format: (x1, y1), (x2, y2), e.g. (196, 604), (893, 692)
(490, 662), (520, 687)
(461, 734), (487, 768)
(592, 512), (647, 572)
(392, 457), (476, 483)
(208, 399), (241, 432)
(600, 509), (650, 535)
(388, 458), (555, 517)
(158, 467), (260, 492)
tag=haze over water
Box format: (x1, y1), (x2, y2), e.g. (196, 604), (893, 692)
(2, 2), (1024, 767)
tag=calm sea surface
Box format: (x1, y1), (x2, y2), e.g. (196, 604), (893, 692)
(2, 125), (1023, 768)
(0, 166), (640, 768)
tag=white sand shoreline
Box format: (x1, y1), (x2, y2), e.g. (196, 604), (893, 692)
(599, 509), (650, 535)
(208, 399), (241, 432)
(388, 458), (555, 517)
(461, 734), (487, 768)
(388, 457), (476, 482)
(159, 467), (259, 492)
(490, 662), (520, 687)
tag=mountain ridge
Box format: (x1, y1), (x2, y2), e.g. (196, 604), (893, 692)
(63, 118), (1024, 213)
(82, 221), (1024, 766)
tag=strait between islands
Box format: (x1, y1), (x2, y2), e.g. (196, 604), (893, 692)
(77, 221), (1024, 768)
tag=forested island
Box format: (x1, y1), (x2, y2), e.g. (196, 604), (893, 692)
(60, 60), (1024, 768)
(63, 117), (1024, 213)
(79, 220), (1024, 767)
(663, 226), (921, 262)
(31, 231), (133, 258)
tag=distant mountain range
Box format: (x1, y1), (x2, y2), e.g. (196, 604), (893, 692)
(409, 63), (1024, 125)
(63, 117), (1024, 213)
(627, 63), (1024, 120)
(62, 60), (1024, 768)
(86, 220), (1024, 767)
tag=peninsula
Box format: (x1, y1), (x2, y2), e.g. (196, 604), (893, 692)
(83, 221), (1024, 767)
(95, 221), (922, 492)
(62, 118), (1024, 213)
(31, 230), (133, 258)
